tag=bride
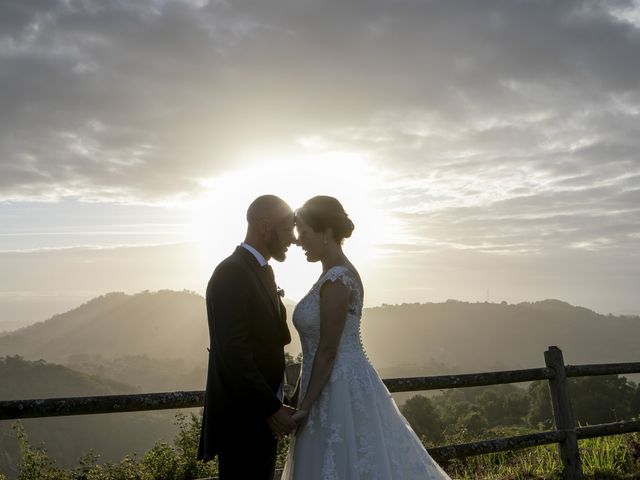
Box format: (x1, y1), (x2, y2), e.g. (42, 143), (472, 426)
(282, 196), (450, 479)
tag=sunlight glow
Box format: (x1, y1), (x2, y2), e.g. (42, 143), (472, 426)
(188, 150), (397, 301)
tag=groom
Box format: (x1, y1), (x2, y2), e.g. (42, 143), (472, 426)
(198, 194), (297, 479)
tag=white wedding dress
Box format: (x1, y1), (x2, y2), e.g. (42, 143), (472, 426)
(282, 266), (451, 480)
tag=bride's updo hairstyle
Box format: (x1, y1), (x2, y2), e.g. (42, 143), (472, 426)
(296, 196), (355, 244)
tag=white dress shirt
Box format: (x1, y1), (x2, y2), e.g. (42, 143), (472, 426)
(240, 242), (268, 267)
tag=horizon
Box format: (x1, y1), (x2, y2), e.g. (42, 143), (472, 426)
(2, 1), (640, 324)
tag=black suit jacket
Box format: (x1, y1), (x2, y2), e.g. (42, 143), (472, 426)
(198, 246), (291, 461)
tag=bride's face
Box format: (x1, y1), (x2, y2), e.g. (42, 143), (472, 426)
(295, 218), (325, 263)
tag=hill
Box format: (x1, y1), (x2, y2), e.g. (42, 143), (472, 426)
(0, 290), (294, 392)
(1, 291), (639, 386)
(0, 320), (32, 334)
(0, 355), (133, 400)
(364, 299), (640, 377)
(0, 290), (208, 366)
(0, 356), (180, 479)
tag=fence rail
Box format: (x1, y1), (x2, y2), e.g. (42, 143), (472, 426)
(1, 346), (639, 480)
(0, 391), (205, 420)
(383, 366), (554, 392)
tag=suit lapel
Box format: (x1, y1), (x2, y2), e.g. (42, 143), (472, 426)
(234, 246), (281, 319)
(258, 268), (282, 317)
(278, 297), (291, 344)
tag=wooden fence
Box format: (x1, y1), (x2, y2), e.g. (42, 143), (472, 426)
(2, 346), (640, 479)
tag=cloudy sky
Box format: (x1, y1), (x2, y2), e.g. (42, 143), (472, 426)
(2, 0), (640, 325)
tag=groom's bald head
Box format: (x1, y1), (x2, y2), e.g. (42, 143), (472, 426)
(246, 195), (292, 226)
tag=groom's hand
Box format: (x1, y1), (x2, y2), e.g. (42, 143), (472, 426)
(267, 405), (296, 438)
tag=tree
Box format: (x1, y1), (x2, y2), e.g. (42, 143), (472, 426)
(527, 381), (553, 428)
(528, 375), (638, 428)
(477, 390), (502, 425)
(503, 390), (530, 423)
(569, 375), (636, 425)
(456, 411), (488, 437)
(401, 395), (444, 443)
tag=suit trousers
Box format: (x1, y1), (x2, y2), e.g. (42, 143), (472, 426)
(217, 420), (278, 480)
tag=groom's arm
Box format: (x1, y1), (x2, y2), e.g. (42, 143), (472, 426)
(209, 262), (282, 417)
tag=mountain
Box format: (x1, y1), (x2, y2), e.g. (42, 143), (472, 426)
(0, 356), (180, 479)
(0, 290), (209, 365)
(0, 320), (33, 334)
(0, 355), (134, 400)
(1, 291), (639, 386)
(0, 290), (295, 392)
(364, 299), (640, 377)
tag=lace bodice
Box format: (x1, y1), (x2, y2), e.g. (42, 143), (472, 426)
(293, 266), (367, 395)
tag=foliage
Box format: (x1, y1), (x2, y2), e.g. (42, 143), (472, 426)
(570, 375), (637, 424)
(402, 395), (444, 443)
(402, 383), (545, 443)
(0, 356), (181, 478)
(528, 375), (639, 428)
(11, 417), (640, 479)
(5, 353), (640, 478)
(399, 374), (640, 477)
(401, 375), (639, 444)
(13, 423), (64, 480)
(10, 413), (218, 480)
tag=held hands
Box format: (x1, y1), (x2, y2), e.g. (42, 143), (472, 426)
(267, 405), (297, 439)
(290, 400), (310, 430)
(266, 404), (310, 439)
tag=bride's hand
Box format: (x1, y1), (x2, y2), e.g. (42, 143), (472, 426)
(291, 408), (308, 426)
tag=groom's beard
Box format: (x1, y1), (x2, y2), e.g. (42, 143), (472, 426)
(266, 230), (287, 262)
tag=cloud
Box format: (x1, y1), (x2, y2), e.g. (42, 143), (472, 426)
(1, 0), (639, 199)
(1, 0), (639, 295)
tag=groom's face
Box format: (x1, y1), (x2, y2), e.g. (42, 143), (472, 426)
(266, 211), (295, 262)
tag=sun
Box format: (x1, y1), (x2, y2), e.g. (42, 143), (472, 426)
(188, 149), (397, 302)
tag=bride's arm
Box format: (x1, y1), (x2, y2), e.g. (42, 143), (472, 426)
(289, 376), (300, 408)
(293, 279), (350, 419)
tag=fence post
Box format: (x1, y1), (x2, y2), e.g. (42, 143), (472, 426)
(544, 346), (583, 479)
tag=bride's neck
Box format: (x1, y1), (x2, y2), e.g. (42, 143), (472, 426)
(320, 245), (345, 273)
